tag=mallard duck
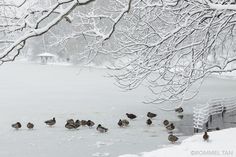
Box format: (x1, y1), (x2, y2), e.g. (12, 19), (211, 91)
(67, 119), (74, 124)
(168, 134), (178, 143)
(203, 131), (209, 141)
(97, 124), (108, 133)
(74, 120), (80, 129)
(146, 119), (152, 125)
(27, 122), (34, 129)
(147, 112), (157, 118)
(163, 120), (169, 126)
(12, 122), (21, 129)
(175, 107), (184, 113)
(166, 123), (175, 130)
(126, 113), (137, 119)
(45, 117), (56, 126)
(118, 119), (129, 127)
(65, 122), (75, 129)
(80, 120), (87, 126)
(122, 119), (129, 126)
(87, 120), (95, 127)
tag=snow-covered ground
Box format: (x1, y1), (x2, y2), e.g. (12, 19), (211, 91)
(119, 128), (236, 157)
(0, 62), (236, 157)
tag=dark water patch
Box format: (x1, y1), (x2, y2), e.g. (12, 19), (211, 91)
(172, 110), (236, 137)
(172, 114), (194, 136)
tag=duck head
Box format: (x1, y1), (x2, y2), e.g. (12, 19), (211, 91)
(118, 119), (122, 126)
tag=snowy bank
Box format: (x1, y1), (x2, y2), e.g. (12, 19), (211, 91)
(119, 128), (236, 157)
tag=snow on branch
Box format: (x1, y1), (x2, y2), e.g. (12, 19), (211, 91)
(103, 0), (132, 41)
(0, 0), (95, 64)
(1, 0), (236, 105)
(205, 0), (236, 10)
(0, 0), (27, 8)
(105, 0), (236, 105)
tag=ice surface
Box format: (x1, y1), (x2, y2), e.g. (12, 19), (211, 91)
(0, 62), (236, 157)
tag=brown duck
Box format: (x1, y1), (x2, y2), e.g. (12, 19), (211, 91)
(166, 123), (175, 131)
(12, 122), (21, 129)
(27, 122), (34, 129)
(65, 122), (75, 129)
(175, 107), (184, 113)
(146, 119), (152, 125)
(147, 112), (157, 118)
(126, 113), (137, 120)
(203, 131), (209, 141)
(163, 120), (169, 126)
(74, 120), (80, 129)
(87, 120), (95, 128)
(67, 119), (74, 124)
(168, 134), (178, 143)
(80, 120), (87, 126)
(118, 119), (129, 127)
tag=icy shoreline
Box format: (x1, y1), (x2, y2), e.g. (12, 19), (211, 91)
(119, 128), (236, 157)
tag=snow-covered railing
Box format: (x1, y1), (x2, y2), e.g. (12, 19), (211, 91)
(193, 97), (236, 131)
(193, 104), (210, 130)
(209, 98), (224, 115)
(222, 97), (236, 113)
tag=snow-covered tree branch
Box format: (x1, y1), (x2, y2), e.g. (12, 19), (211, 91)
(1, 0), (236, 105)
(0, 0), (96, 64)
(106, 0), (236, 105)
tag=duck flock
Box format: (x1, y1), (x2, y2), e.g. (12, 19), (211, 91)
(11, 107), (210, 143)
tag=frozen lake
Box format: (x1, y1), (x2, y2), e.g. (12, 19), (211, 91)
(0, 62), (236, 157)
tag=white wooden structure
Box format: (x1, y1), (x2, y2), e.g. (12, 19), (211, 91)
(193, 97), (236, 131)
(37, 52), (56, 64)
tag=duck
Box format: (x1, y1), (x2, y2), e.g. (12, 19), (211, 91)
(166, 123), (175, 131)
(65, 122), (75, 129)
(168, 134), (178, 143)
(27, 122), (34, 129)
(12, 122), (22, 129)
(146, 119), (152, 125)
(97, 124), (108, 133)
(118, 119), (129, 127)
(163, 120), (169, 126)
(74, 120), (80, 129)
(147, 112), (157, 118)
(87, 120), (95, 128)
(126, 113), (137, 119)
(45, 117), (56, 126)
(80, 120), (87, 126)
(175, 107), (184, 113)
(122, 119), (129, 126)
(203, 131), (209, 141)
(67, 119), (74, 124)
